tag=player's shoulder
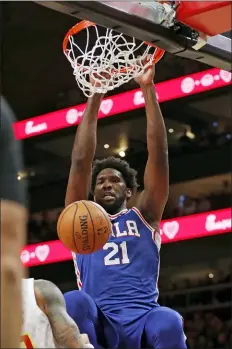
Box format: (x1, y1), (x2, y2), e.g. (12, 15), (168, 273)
(34, 279), (64, 303)
(34, 279), (55, 289)
(131, 206), (160, 231)
(110, 206), (147, 220)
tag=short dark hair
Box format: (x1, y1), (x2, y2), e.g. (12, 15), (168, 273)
(91, 156), (138, 194)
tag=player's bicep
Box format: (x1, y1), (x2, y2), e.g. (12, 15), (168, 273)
(35, 280), (82, 347)
(65, 162), (92, 206)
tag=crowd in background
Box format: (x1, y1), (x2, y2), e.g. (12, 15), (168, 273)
(26, 125), (231, 349)
(26, 123), (231, 244)
(165, 182), (231, 218)
(158, 267), (232, 349)
(27, 187), (231, 244)
(170, 125), (232, 157)
(4, 3), (231, 347)
(185, 309), (231, 349)
(27, 181), (232, 349)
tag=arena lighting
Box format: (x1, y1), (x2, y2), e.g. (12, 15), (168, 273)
(14, 68), (231, 140)
(21, 207), (231, 267)
(119, 151), (126, 158)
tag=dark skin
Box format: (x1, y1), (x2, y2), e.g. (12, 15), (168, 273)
(65, 93), (104, 206)
(93, 168), (132, 215)
(34, 279), (90, 348)
(66, 62), (169, 228)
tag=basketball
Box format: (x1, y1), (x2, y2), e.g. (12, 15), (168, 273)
(57, 200), (111, 254)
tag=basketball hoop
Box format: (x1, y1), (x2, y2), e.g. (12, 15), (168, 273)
(63, 20), (165, 97)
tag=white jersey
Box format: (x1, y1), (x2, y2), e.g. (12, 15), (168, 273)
(21, 278), (56, 348)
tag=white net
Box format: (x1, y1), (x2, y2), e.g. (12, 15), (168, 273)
(64, 24), (160, 97)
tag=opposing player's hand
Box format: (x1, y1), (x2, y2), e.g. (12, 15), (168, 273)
(134, 55), (155, 87)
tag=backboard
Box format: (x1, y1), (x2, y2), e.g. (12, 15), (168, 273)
(36, 1), (231, 71)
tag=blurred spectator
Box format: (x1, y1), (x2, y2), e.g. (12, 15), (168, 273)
(178, 128), (194, 151)
(27, 188), (231, 243)
(197, 197), (211, 213)
(181, 196), (197, 216)
(196, 129), (210, 148)
(221, 180), (230, 194)
(28, 212), (45, 243)
(158, 267), (232, 349)
(172, 126), (232, 157)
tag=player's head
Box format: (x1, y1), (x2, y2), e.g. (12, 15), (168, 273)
(92, 157), (138, 214)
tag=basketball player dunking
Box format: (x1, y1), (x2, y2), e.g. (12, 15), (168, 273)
(64, 64), (187, 348)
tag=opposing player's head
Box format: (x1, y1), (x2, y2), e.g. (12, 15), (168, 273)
(92, 157), (138, 214)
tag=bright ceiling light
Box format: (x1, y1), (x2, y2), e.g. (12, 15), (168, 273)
(186, 131), (195, 139)
(119, 151), (126, 157)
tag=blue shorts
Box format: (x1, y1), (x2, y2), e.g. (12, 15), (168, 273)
(64, 290), (187, 349)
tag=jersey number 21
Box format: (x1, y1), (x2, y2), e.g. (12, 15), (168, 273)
(104, 241), (130, 265)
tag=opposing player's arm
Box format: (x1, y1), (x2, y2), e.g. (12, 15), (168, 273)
(34, 280), (91, 348)
(65, 94), (104, 206)
(135, 69), (169, 226)
(0, 96), (27, 349)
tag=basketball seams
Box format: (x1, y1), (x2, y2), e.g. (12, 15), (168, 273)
(58, 200), (111, 254)
(57, 203), (80, 253)
(87, 200), (112, 240)
(82, 201), (95, 253)
(72, 202), (81, 253)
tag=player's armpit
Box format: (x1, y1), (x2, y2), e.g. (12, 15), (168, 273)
(34, 279), (91, 348)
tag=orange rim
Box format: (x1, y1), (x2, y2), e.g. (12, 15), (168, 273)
(63, 20), (96, 53)
(145, 41), (165, 65)
(63, 20), (165, 73)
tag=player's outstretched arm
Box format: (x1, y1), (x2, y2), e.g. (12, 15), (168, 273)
(135, 63), (169, 226)
(65, 93), (104, 206)
(34, 280), (92, 348)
